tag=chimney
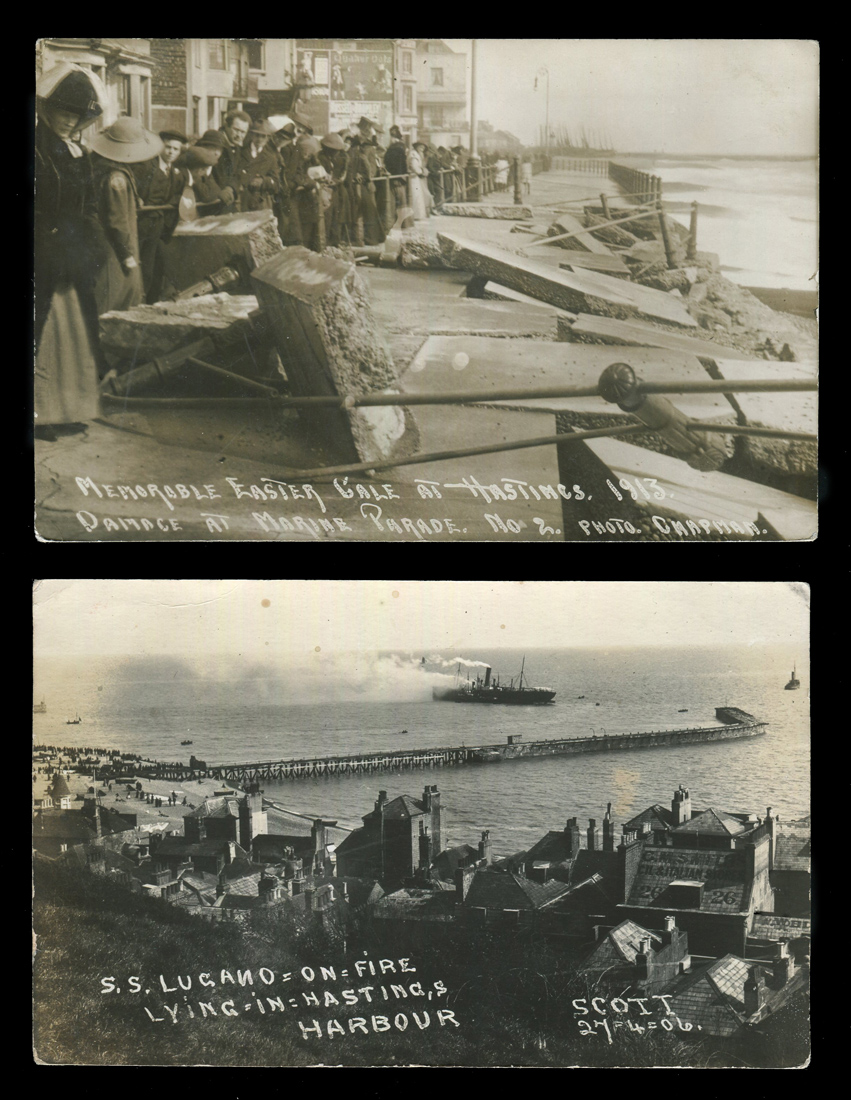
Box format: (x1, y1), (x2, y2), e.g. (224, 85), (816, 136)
(743, 967), (766, 1016)
(765, 807), (776, 871)
(478, 829), (492, 866)
(94, 802), (102, 840)
(426, 785), (442, 854)
(672, 785), (691, 826)
(455, 865), (475, 902)
(602, 803), (615, 852)
(375, 790), (388, 812)
(311, 818), (326, 855)
(662, 913), (677, 944)
(587, 818), (600, 851)
(565, 817), (582, 858)
(226, 840), (237, 864)
(304, 884), (316, 911)
(484, 666), (492, 688)
(636, 937), (652, 978)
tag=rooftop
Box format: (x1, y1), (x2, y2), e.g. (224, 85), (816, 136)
(465, 870), (571, 911)
(625, 847), (750, 913)
(673, 808), (748, 836)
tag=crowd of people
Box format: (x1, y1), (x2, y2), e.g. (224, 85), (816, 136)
(34, 61), (520, 439)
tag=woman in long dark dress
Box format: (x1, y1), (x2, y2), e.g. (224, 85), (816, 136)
(34, 64), (109, 439)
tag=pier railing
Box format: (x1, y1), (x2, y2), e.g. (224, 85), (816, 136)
(141, 720), (767, 783)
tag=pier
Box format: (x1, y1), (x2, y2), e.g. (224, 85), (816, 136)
(141, 712), (767, 783)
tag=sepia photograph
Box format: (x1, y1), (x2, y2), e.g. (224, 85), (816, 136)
(33, 39), (818, 542)
(32, 580), (811, 1066)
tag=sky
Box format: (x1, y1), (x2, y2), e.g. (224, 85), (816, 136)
(442, 39), (818, 155)
(33, 581), (809, 660)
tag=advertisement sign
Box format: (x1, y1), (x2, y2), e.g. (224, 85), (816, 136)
(298, 40), (395, 137)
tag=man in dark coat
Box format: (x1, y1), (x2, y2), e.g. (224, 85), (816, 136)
(134, 130), (189, 302)
(384, 125), (408, 220)
(213, 109), (250, 213)
(238, 118), (282, 212)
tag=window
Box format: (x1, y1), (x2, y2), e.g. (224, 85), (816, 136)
(140, 76), (151, 126)
(403, 84), (413, 113)
(246, 40), (265, 71)
(208, 39), (227, 69)
(431, 67), (444, 87)
(430, 108), (445, 127)
(402, 51), (412, 74)
(117, 74), (132, 116)
(60, 844), (68, 853)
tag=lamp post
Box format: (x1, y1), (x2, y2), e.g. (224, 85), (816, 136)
(535, 67), (549, 153)
(468, 38), (481, 201)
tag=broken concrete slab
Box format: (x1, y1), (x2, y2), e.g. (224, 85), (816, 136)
(99, 293), (260, 357)
(584, 209), (638, 248)
(548, 213), (613, 254)
(710, 358), (818, 480)
(585, 436), (817, 541)
(251, 246), (419, 466)
(402, 336), (737, 424)
(438, 233), (698, 327)
(472, 281), (577, 320)
(371, 295), (560, 339)
(165, 210), (283, 294)
(558, 313), (757, 358)
(440, 203), (534, 219)
(557, 251), (631, 278)
(399, 233), (452, 269)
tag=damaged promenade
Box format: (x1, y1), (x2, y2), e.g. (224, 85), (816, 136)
(35, 166), (818, 542)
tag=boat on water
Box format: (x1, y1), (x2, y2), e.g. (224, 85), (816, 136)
(784, 665), (801, 690)
(66, 714), (81, 725)
(678, 708), (689, 713)
(433, 657), (556, 706)
(181, 740), (193, 745)
(33, 699), (47, 714)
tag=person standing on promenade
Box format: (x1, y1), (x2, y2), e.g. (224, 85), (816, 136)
(34, 63), (110, 440)
(239, 118), (281, 213)
(90, 117), (163, 315)
(213, 109), (250, 213)
(134, 130), (189, 303)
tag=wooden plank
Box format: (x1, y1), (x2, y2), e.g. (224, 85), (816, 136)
(549, 213), (613, 255)
(585, 437), (817, 541)
(438, 233), (698, 328)
(251, 247), (419, 466)
(561, 313), (760, 360)
(401, 337), (735, 421)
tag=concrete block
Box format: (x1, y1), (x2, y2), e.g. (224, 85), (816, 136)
(251, 246), (419, 466)
(441, 203), (534, 219)
(166, 210), (283, 294)
(99, 293), (259, 357)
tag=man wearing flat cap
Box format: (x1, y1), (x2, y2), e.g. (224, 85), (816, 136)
(239, 118), (283, 213)
(180, 131), (228, 216)
(134, 130), (189, 302)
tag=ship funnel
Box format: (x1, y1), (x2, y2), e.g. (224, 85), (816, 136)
(484, 667), (492, 688)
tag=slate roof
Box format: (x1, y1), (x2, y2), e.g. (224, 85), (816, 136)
(373, 887), (456, 922)
(464, 870), (572, 911)
(431, 844), (478, 880)
(524, 830), (577, 864)
(50, 774), (72, 799)
(773, 832), (810, 873)
(624, 804), (676, 831)
(32, 810), (96, 841)
(185, 796), (243, 820)
(154, 836), (239, 858)
(625, 846), (750, 913)
(569, 850), (620, 898)
(665, 955), (810, 1038)
(673, 808), (746, 836)
(583, 919), (664, 973)
(366, 794), (426, 821)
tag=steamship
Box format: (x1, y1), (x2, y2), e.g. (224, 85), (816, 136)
(784, 665), (801, 690)
(432, 657), (556, 706)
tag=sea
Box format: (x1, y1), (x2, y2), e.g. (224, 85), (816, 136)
(613, 155), (818, 293)
(33, 646), (809, 858)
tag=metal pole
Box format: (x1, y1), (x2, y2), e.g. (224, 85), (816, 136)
(467, 40), (481, 202)
(657, 199), (675, 270)
(513, 155), (522, 205)
(687, 201), (698, 261)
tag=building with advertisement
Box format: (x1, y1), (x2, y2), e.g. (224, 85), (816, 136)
(416, 39), (468, 148)
(292, 40), (417, 139)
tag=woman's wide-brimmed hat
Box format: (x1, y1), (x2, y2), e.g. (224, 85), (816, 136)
(90, 116), (163, 163)
(187, 144), (221, 167)
(159, 129), (188, 144)
(37, 63), (105, 127)
(249, 118), (276, 136)
(296, 134), (321, 156)
(320, 132), (346, 151)
(413, 140), (428, 151)
(195, 129), (228, 149)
